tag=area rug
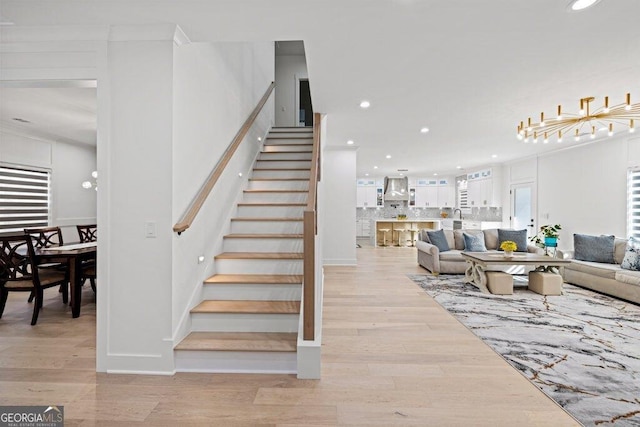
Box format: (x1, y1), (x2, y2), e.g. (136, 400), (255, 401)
(408, 274), (640, 427)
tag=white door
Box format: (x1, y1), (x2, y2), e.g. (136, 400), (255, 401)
(511, 183), (536, 238)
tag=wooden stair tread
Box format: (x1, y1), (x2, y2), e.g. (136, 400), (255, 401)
(249, 178), (309, 181)
(224, 234), (303, 239)
(237, 202), (306, 206)
(260, 151), (312, 154)
(215, 252), (303, 259)
(231, 217), (303, 221)
(205, 274), (303, 284)
(256, 159), (311, 162)
(252, 168), (311, 171)
(263, 143), (313, 147)
(192, 300), (300, 314)
(243, 189), (307, 193)
(176, 332), (297, 352)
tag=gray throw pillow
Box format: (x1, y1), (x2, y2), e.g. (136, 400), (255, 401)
(463, 232), (487, 252)
(426, 229), (450, 252)
(574, 234), (615, 263)
(497, 229), (528, 252)
(621, 236), (640, 270)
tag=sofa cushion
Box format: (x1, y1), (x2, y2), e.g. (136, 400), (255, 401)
(483, 229), (499, 250)
(574, 234), (615, 264)
(439, 249), (465, 262)
(454, 229), (481, 250)
(565, 259), (620, 280)
(497, 229), (528, 252)
(463, 232), (487, 251)
(615, 270), (640, 286)
(621, 236), (640, 271)
(427, 229), (450, 252)
(418, 229), (430, 243)
(615, 238), (630, 265)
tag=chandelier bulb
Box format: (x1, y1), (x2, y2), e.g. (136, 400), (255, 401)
(609, 123), (614, 136)
(540, 112), (545, 127)
(631, 119), (636, 133)
(524, 137), (529, 143)
(558, 137), (563, 143)
(626, 93), (632, 111)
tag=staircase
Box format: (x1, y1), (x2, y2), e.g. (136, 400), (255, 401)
(175, 127), (313, 373)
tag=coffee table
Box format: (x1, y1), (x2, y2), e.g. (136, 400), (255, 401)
(461, 252), (571, 294)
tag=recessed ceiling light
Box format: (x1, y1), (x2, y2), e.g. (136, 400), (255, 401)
(385, 155), (392, 159)
(420, 127), (429, 133)
(433, 173), (438, 176)
(456, 166), (462, 169)
(399, 173), (404, 176)
(568, 0), (601, 11)
(374, 166), (378, 169)
(347, 140), (354, 145)
(360, 100), (371, 109)
(491, 154), (498, 158)
(365, 173), (369, 176)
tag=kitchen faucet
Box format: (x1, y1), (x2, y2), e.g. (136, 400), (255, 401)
(453, 208), (463, 220)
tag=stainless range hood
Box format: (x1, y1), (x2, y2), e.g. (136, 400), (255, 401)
(383, 176), (409, 201)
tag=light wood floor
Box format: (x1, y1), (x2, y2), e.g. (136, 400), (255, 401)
(0, 246), (579, 426)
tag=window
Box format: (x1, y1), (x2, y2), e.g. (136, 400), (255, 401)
(0, 166), (50, 234)
(627, 167), (640, 239)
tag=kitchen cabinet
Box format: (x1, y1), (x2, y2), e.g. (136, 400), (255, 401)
(466, 168), (498, 207)
(356, 219), (372, 237)
(415, 178), (453, 207)
(356, 182), (382, 208)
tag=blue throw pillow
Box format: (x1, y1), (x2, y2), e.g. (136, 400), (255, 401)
(426, 229), (450, 252)
(574, 234), (615, 263)
(463, 232), (487, 252)
(498, 229), (528, 252)
(621, 236), (640, 271)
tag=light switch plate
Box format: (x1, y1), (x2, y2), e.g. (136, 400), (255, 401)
(145, 221), (157, 238)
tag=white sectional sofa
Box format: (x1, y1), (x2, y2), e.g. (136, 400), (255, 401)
(559, 238), (640, 305)
(416, 228), (542, 275)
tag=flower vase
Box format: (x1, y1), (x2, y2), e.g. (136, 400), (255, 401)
(504, 250), (513, 258)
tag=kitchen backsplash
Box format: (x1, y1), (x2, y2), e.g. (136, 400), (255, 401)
(356, 202), (502, 221)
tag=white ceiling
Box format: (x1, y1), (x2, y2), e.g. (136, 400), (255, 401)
(1, 0), (639, 177)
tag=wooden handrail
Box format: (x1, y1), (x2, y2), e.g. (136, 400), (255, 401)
(303, 113), (321, 340)
(173, 82), (276, 234)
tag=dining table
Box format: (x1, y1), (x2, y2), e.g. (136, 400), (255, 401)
(35, 241), (97, 318)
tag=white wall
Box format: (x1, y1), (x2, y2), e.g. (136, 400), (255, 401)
(172, 41), (275, 344)
(0, 129), (97, 241)
(322, 143), (357, 265)
(503, 135), (640, 251)
(274, 54), (308, 127)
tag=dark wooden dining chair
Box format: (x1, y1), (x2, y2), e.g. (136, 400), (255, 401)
(76, 224), (97, 294)
(0, 234), (69, 325)
(24, 226), (68, 302)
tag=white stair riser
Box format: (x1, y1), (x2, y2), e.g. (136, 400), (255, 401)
(266, 138), (312, 145)
(248, 180), (309, 191)
(237, 205), (305, 217)
(270, 127), (313, 133)
(255, 160), (311, 169)
(231, 220), (303, 234)
(251, 169), (310, 179)
(263, 145), (313, 153)
(191, 313), (298, 332)
(175, 350), (297, 374)
(223, 237), (303, 252)
(215, 258), (303, 275)
(202, 283), (302, 301)
(259, 152), (312, 161)
(242, 192), (308, 203)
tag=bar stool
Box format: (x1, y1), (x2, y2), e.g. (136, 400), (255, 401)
(379, 228), (391, 247)
(408, 228), (420, 247)
(394, 228), (406, 246)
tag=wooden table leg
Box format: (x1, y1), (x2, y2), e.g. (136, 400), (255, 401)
(70, 255), (82, 318)
(464, 260), (489, 293)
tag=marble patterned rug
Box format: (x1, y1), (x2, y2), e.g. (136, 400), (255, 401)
(408, 274), (640, 427)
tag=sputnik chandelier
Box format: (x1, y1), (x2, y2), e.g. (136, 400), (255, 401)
(517, 93), (639, 143)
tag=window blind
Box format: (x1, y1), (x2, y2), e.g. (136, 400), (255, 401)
(627, 168), (640, 239)
(0, 166), (50, 233)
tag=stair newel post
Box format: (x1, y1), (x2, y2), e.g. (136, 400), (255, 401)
(303, 210), (315, 340)
(302, 113), (322, 341)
